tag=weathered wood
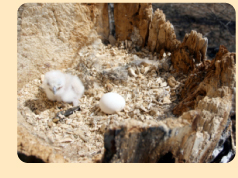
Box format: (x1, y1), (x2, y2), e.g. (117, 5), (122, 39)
(17, 3), (236, 163)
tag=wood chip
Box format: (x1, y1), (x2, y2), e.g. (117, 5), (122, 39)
(17, 39), (179, 163)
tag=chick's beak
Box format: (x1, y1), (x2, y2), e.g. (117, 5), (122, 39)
(53, 86), (57, 94)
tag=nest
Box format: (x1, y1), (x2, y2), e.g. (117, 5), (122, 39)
(17, 39), (187, 162)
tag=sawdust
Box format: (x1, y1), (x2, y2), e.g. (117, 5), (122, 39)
(17, 39), (185, 162)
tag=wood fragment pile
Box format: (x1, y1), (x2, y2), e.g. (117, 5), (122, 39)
(18, 39), (186, 162)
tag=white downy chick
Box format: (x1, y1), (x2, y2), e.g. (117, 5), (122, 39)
(43, 70), (84, 106)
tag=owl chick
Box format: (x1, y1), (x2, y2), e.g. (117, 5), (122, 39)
(43, 70), (84, 106)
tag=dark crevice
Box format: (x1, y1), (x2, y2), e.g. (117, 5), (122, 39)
(101, 129), (117, 163)
(210, 136), (235, 163)
(18, 152), (45, 163)
(108, 3), (115, 37)
(156, 152), (175, 163)
(144, 20), (150, 47)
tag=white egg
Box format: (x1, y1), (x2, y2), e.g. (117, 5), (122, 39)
(99, 92), (126, 114)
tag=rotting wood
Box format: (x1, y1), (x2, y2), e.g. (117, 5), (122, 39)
(17, 3), (236, 163)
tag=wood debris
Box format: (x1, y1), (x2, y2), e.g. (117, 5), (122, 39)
(17, 39), (186, 162)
